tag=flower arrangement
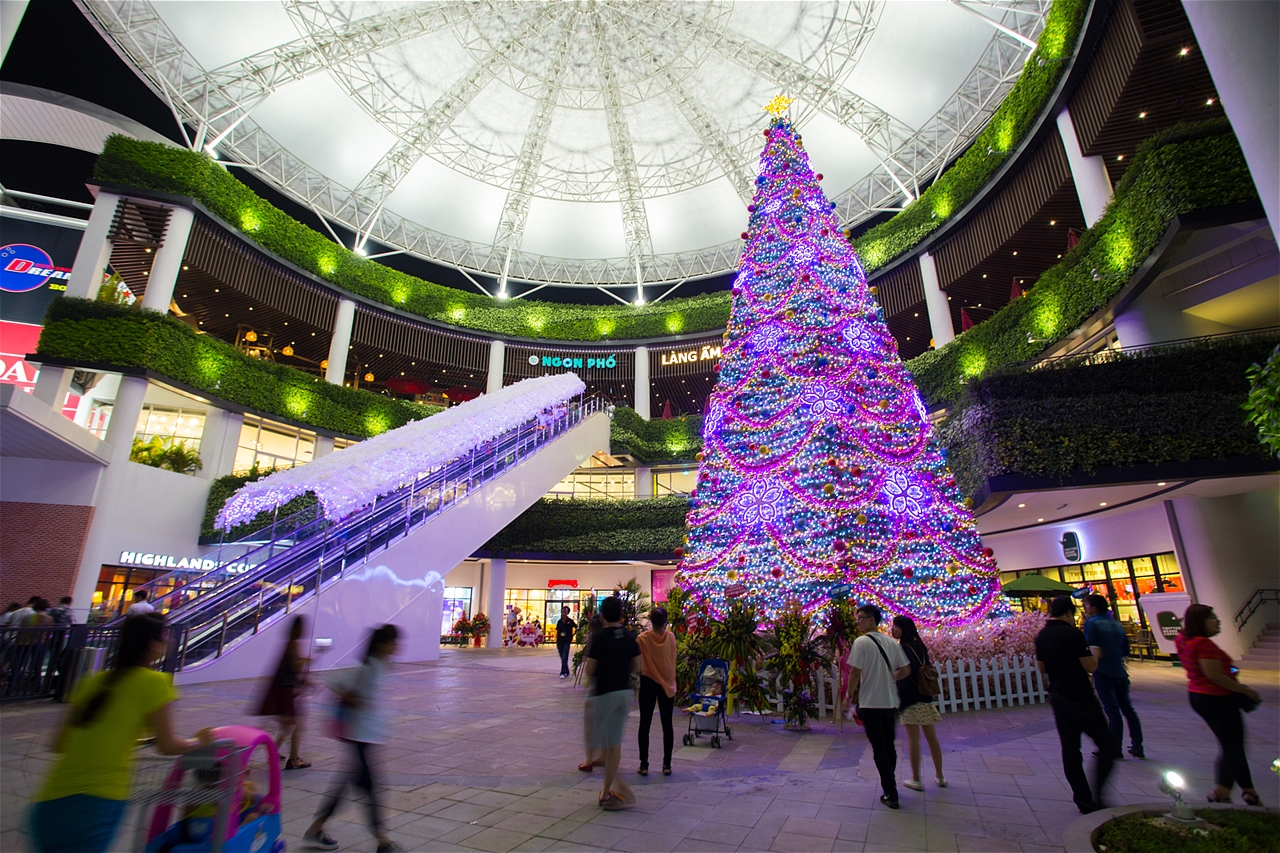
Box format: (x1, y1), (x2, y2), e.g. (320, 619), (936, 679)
(451, 615), (472, 643)
(918, 612), (1043, 663)
(763, 603), (830, 730)
(469, 612), (490, 646)
(707, 602), (771, 714)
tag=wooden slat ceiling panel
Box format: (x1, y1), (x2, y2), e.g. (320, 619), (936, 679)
(933, 134), (1071, 285)
(350, 304), (489, 372)
(1068, 0), (1145, 152)
(106, 199), (169, 300)
(875, 257), (924, 318)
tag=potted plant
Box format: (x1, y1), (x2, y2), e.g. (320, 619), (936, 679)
(705, 601), (770, 715)
(469, 612), (490, 647)
(451, 615), (471, 646)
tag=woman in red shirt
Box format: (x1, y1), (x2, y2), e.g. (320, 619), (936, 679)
(1175, 604), (1263, 805)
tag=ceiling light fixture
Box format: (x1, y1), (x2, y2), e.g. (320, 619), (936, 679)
(1139, 111), (1147, 118)
(1099, 502), (1107, 507)
(1017, 503), (1026, 508)
(1179, 47), (1190, 56)
(1157, 482), (1166, 487)
(1206, 98), (1215, 106)
(1037, 518), (1045, 523)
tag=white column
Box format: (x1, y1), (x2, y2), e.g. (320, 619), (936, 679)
(32, 191), (121, 409)
(196, 408), (244, 479)
(634, 345), (650, 419)
(486, 557), (507, 648)
(919, 252), (954, 348)
(1056, 107), (1113, 227)
(635, 466), (652, 498)
(314, 435), (335, 459)
(1182, 1), (1279, 243)
(325, 298), (356, 385)
(140, 206), (194, 313)
(486, 339), (505, 394)
(103, 375), (148, 464)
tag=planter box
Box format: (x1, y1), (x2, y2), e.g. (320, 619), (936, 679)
(1062, 802), (1278, 853)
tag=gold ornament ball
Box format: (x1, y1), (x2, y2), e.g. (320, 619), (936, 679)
(785, 309), (795, 319)
(856, 513), (868, 524)
(964, 497), (974, 508)
(823, 483), (836, 495)
(727, 570), (738, 581)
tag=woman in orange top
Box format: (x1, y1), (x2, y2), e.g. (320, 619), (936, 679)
(1174, 604), (1264, 805)
(636, 607), (677, 777)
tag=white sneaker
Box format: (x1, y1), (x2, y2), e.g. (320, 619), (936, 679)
(936, 777), (948, 788)
(904, 778), (924, 791)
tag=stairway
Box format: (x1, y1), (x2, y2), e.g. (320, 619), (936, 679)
(1240, 623), (1280, 670)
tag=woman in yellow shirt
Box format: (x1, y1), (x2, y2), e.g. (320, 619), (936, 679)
(636, 607), (678, 777)
(31, 613), (211, 853)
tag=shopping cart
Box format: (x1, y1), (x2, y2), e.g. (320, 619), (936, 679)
(130, 725), (283, 853)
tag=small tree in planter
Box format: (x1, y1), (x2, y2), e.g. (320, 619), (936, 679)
(469, 612), (490, 647)
(821, 599), (862, 716)
(704, 601), (771, 715)
(451, 615), (472, 646)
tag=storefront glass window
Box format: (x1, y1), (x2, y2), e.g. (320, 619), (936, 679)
(1155, 553), (1184, 592)
(1130, 556), (1154, 577)
(654, 469), (697, 496)
(234, 416), (317, 474)
(548, 471), (636, 499)
(87, 401), (112, 439)
(503, 589), (591, 644)
(442, 586), (472, 637)
(135, 404), (206, 452)
(1061, 565), (1084, 583)
(1082, 562), (1107, 582)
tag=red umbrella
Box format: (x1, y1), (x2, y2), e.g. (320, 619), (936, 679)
(1067, 228), (1080, 249)
(384, 376), (435, 396)
(1009, 278), (1024, 301)
(662, 400), (674, 420)
(960, 308), (975, 331)
(444, 386), (481, 403)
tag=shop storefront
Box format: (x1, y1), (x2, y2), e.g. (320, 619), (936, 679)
(503, 586), (595, 645)
(441, 586), (474, 636)
(1000, 551), (1183, 628)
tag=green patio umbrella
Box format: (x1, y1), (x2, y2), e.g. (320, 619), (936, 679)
(1000, 574), (1077, 597)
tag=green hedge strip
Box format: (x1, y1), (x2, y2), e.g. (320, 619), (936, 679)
(609, 407), (705, 464)
(851, 0), (1087, 271)
(483, 496), (689, 557)
(905, 120), (1258, 405)
(937, 332), (1280, 494)
(37, 298), (440, 438)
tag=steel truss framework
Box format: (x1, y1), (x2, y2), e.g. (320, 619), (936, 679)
(77, 0), (1049, 289)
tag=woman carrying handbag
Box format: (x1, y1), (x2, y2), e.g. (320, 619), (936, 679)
(892, 616), (946, 791)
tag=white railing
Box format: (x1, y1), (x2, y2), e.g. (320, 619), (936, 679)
(755, 654), (1048, 719)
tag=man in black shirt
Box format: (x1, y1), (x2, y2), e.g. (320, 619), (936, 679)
(1035, 596), (1115, 813)
(555, 606), (577, 679)
(585, 596), (640, 810)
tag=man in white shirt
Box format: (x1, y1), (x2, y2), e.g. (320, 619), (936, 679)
(126, 589), (155, 616)
(849, 604), (912, 809)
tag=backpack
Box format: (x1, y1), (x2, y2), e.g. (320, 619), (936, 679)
(906, 643), (940, 698)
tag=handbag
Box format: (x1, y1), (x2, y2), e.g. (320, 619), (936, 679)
(906, 644), (940, 698)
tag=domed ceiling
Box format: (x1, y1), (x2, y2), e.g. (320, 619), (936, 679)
(80, 0), (1049, 291)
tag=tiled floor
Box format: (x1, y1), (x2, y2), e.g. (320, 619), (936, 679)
(2, 649), (1277, 852)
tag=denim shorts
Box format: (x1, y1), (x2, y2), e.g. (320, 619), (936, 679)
(591, 689), (631, 749)
(31, 795), (127, 853)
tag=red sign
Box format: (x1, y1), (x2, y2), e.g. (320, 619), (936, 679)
(548, 579), (578, 589)
(0, 320), (78, 418)
(725, 583), (747, 600)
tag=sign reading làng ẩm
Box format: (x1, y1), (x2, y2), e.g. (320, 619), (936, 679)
(660, 344), (721, 366)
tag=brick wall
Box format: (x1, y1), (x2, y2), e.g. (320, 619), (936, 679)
(0, 502), (94, 605)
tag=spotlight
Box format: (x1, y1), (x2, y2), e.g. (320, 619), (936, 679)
(497, 291), (509, 300)
(354, 244), (367, 257)
(1158, 771), (1200, 822)
(1092, 269), (1101, 282)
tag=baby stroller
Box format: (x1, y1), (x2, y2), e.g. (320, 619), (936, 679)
(682, 658), (732, 748)
(134, 725), (284, 853)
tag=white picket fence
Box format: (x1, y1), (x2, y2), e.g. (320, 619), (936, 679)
(757, 654), (1048, 719)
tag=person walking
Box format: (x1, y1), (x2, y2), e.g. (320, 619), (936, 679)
(1082, 595), (1144, 760)
(305, 624), (401, 853)
(636, 606), (677, 777)
(1175, 604), (1264, 805)
(891, 616), (945, 791)
(579, 612), (605, 772)
(849, 604), (911, 809)
(30, 614), (211, 853)
(584, 596), (640, 810)
(126, 589), (154, 616)
(1035, 596), (1114, 813)
(257, 615), (313, 770)
(555, 606), (577, 679)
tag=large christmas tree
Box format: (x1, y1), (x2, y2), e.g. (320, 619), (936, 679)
(676, 98), (1001, 627)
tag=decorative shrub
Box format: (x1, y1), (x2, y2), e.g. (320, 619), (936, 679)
(609, 407), (704, 463)
(937, 331), (1280, 494)
(482, 496), (689, 558)
(201, 464), (318, 540)
(1244, 343), (1280, 457)
(851, 0), (1087, 271)
(906, 121), (1258, 405)
(37, 298), (440, 439)
(1094, 807), (1279, 853)
(130, 436), (202, 474)
(918, 612), (1043, 664)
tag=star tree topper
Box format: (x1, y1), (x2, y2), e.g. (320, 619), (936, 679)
(762, 94), (795, 118)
